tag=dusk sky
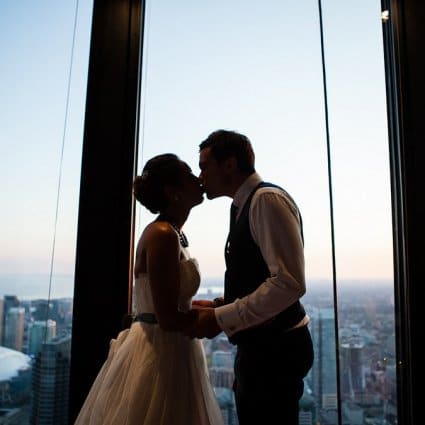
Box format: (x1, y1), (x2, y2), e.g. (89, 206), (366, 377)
(135, 0), (392, 282)
(1, 1), (393, 296)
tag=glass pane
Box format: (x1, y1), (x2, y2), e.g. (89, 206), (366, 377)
(0, 1), (93, 423)
(322, 1), (397, 424)
(136, 1), (334, 423)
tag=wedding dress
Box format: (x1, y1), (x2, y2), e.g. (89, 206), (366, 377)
(74, 247), (224, 425)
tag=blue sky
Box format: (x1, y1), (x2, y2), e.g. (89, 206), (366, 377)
(0, 1), (393, 288)
(136, 0), (392, 281)
(0, 1), (92, 276)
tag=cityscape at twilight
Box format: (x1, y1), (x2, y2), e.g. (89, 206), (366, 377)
(0, 280), (397, 425)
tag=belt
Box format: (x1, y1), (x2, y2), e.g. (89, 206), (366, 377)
(134, 313), (158, 324)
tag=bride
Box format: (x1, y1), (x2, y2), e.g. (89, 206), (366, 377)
(74, 153), (224, 425)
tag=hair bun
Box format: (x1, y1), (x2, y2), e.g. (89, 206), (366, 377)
(133, 153), (183, 214)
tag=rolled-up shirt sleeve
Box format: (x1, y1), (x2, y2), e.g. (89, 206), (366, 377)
(215, 187), (306, 337)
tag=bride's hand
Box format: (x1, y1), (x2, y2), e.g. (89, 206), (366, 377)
(183, 307), (221, 339)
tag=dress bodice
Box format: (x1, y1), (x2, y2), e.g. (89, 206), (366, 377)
(134, 255), (201, 314)
(76, 249), (224, 425)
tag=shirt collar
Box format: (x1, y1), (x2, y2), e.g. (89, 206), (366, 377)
(232, 172), (262, 210)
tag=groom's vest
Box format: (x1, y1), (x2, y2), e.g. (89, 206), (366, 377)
(224, 182), (306, 345)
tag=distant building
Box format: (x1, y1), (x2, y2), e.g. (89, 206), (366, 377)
(28, 320), (56, 357)
(3, 308), (25, 352)
(211, 350), (234, 369)
(214, 387), (238, 425)
(210, 366), (234, 389)
(30, 300), (50, 322)
(340, 341), (365, 399)
(0, 300), (3, 345)
(0, 297), (20, 347)
(30, 335), (71, 425)
(310, 307), (338, 411)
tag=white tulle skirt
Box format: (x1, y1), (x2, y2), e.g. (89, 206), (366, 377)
(74, 321), (224, 425)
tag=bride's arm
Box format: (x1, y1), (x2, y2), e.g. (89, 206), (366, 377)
(146, 222), (196, 331)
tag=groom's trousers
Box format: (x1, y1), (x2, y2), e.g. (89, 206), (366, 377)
(233, 325), (314, 425)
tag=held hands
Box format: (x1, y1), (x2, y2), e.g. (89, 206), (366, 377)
(191, 299), (215, 308)
(183, 305), (221, 339)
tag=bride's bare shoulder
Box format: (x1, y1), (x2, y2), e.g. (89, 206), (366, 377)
(134, 222), (178, 276)
(141, 221), (177, 245)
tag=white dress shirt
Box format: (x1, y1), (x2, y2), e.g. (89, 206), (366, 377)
(215, 172), (309, 336)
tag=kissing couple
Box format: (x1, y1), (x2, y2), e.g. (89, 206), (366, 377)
(74, 129), (314, 425)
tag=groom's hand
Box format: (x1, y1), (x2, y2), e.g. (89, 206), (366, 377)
(184, 307), (221, 339)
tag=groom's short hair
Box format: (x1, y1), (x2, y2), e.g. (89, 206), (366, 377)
(199, 129), (255, 175)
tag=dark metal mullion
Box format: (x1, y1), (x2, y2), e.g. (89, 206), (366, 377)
(317, 1), (343, 424)
(69, 0), (144, 422)
(380, 2), (411, 424)
(127, 0), (147, 312)
(381, 1), (425, 424)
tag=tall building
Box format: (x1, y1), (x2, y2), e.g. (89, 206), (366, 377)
(214, 387), (238, 425)
(340, 340), (365, 400)
(310, 307), (338, 419)
(210, 350), (235, 388)
(28, 320), (56, 357)
(210, 349), (237, 424)
(211, 350), (234, 369)
(30, 300), (50, 322)
(210, 366), (234, 389)
(0, 296), (19, 347)
(30, 335), (71, 425)
(0, 300), (3, 345)
(3, 308), (25, 352)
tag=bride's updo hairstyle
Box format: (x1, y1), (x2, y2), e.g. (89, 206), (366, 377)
(133, 153), (184, 214)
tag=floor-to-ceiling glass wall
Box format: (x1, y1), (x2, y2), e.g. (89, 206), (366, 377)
(135, 1), (334, 424)
(322, 2), (397, 423)
(134, 1), (396, 424)
(0, 1), (93, 423)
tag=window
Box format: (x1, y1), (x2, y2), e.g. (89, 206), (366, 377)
(134, 1), (396, 424)
(0, 1), (93, 423)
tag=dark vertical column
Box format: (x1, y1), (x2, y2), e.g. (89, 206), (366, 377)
(69, 0), (144, 421)
(382, 1), (425, 424)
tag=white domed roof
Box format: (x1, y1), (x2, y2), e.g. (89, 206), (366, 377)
(0, 346), (32, 381)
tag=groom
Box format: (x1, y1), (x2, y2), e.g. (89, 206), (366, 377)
(189, 129), (314, 425)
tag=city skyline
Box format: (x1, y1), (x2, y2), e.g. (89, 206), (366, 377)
(0, 280), (398, 425)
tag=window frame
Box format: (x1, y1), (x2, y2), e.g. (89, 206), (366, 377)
(381, 1), (425, 424)
(69, 0), (145, 421)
